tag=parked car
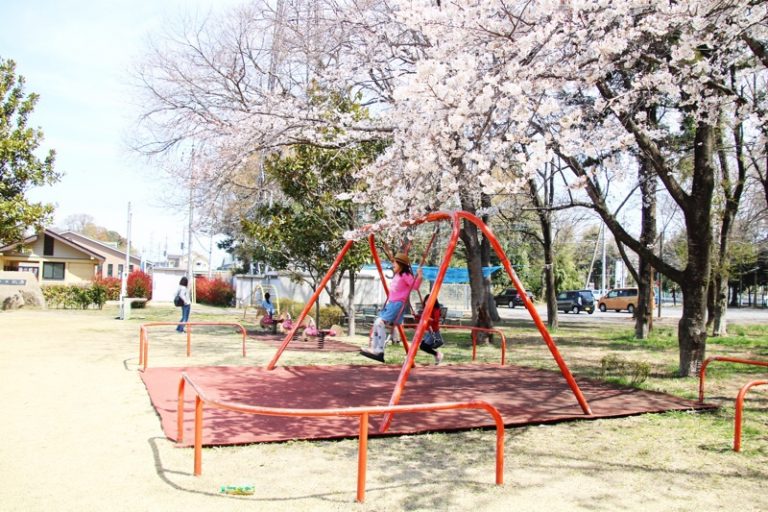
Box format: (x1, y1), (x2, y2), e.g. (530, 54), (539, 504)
(494, 287), (534, 308)
(557, 290), (595, 314)
(598, 287), (653, 313)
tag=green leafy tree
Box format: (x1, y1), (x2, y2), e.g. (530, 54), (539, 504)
(226, 90), (386, 331)
(0, 57), (59, 244)
(243, 138), (384, 329)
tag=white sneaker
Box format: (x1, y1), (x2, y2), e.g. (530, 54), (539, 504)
(435, 352), (443, 365)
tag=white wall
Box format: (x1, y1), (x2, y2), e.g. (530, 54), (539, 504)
(152, 268), (187, 302)
(233, 269), (469, 310)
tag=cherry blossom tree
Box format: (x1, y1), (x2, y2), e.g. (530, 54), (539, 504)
(345, 1), (767, 376)
(133, 0), (768, 376)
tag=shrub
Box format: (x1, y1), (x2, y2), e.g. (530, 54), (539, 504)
(600, 355), (650, 385)
(42, 285), (69, 308)
(272, 300), (345, 329)
(90, 281), (108, 309)
(94, 276), (121, 301)
(127, 270), (152, 308)
(195, 276), (235, 306)
(319, 305), (344, 329)
(41, 284), (93, 309)
(276, 299), (305, 318)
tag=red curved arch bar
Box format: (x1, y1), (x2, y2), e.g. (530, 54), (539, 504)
(264, 210), (592, 428)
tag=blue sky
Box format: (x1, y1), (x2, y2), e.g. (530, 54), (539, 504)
(1, 0), (240, 264)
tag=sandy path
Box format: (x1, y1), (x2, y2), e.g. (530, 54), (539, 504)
(1, 307), (766, 512)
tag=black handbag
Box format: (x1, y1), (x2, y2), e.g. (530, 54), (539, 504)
(174, 294), (184, 307)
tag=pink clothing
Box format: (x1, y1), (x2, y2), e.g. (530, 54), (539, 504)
(388, 272), (421, 303)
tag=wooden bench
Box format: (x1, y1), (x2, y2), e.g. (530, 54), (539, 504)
(444, 309), (466, 325)
(355, 305), (379, 324)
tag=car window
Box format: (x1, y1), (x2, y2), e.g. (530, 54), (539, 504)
(607, 290), (618, 298)
(557, 292), (567, 299)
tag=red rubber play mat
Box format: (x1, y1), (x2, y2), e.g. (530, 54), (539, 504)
(140, 363), (715, 446)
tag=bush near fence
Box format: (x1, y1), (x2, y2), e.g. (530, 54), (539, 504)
(42, 283), (106, 310)
(276, 298), (344, 329)
(195, 276), (235, 307)
(94, 276), (121, 300)
(127, 270), (152, 308)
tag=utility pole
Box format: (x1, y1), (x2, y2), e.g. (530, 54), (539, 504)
(187, 178), (194, 300)
(120, 202), (132, 320)
(601, 222), (606, 294)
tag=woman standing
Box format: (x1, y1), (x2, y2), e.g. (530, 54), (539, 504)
(175, 276), (191, 333)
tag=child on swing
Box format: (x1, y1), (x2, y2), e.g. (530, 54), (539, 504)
(360, 252), (422, 363)
(417, 294), (444, 365)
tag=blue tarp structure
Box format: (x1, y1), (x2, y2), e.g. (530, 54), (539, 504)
(362, 264), (502, 284)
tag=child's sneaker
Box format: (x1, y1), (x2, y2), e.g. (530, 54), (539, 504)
(360, 348), (385, 363)
(434, 352), (443, 365)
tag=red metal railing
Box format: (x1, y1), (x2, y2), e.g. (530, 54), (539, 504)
(697, 356), (768, 403)
(697, 356), (768, 452)
(733, 379), (768, 452)
(402, 324), (507, 365)
(177, 372), (505, 503)
(139, 322), (247, 371)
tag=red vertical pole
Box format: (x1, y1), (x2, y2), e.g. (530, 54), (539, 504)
(472, 331), (477, 361)
(267, 239), (355, 370)
(500, 333), (506, 366)
(733, 380), (768, 452)
(177, 377), (186, 443)
(698, 357), (713, 402)
(193, 396), (203, 476)
(381, 212), (457, 432)
(357, 412), (369, 503)
(186, 327), (191, 357)
(241, 326), (247, 357)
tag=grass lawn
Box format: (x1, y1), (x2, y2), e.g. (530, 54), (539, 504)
(1, 303), (766, 511)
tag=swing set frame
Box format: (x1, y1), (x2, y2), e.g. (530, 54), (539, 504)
(267, 210), (593, 432)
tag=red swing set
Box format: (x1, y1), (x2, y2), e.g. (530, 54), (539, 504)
(267, 210), (592, 431)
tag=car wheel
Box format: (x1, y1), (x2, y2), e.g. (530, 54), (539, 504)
(509, 303), (514, 309)
(588, 308), (595, 315)
(571, 305), (580, 314)
(599, 304), (607, 312)
(627, 304), (635, 313)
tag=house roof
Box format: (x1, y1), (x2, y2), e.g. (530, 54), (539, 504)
(59, 230), (142, 264)
(0, 229), (105, 261)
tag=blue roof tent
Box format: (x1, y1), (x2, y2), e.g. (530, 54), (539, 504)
(361, 264), (502, 284)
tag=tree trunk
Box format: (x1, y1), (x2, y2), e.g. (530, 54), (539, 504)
(677, 123), (716, 376)
(678, 280), (708, 376)
(482, 196), (501, 325)
(527, 167), (558, 328)
(347, 269), (356, 336)
(711, 272), (727, 336)
(635, 156), (657, 339)
(543, 237), (558, 330)
(460, 218), (492, 331)
(711, 100), (747, 336)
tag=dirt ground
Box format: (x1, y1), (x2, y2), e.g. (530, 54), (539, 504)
(1, 306), (767, 512)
